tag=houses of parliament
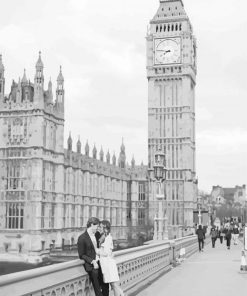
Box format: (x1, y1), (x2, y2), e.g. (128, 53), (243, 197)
(0, 0), (197, 257)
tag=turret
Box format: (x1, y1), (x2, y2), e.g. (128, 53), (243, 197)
(106, 150), (110, 164)
(21, 69), (28, 85)
(34, 51), (44, 100)
(99, 147), (104, 162)
(47, 78), (53, 104)
(131, 155), (135, 168)
(16, 78), (22, 103)
(112, 152), (116, 166)
(76, 136), (81, 154)
(85, 141), (89, 157)
(92, 144), (97, 159)
(118, 139), (126, 169)
(67, 132), (72, 151)
(0, 54), (5, 100)
(55, 66), (64, 113)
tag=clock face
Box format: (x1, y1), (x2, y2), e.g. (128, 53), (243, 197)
(154, 38), (181, 65)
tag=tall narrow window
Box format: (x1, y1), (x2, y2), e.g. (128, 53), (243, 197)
(41, 203), (45, 229)
(6, 202), (24, 229)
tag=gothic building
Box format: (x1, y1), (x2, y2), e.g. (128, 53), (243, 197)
(147, 0), (198, 236)
(0, 0), (198, 256)
(0, 53), (154, 257)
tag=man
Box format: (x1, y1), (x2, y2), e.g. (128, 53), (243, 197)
(77, 217), (109, 296)
(196, 225), (205, 252)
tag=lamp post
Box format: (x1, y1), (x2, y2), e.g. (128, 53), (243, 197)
(197, 195), (202, 226)
(153, 148), (168, 240)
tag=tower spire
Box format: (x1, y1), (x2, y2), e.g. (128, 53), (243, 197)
(34, 51), (44, 100)
(67, 132), (72, 151)
(0, 54), (4, 72)
(55, 65), (64, 114)
(21, 69), (28, 84)
(0, 54), (5, 99)
(85, 140), (90, 157)
(57, 65), (64, 83)
(36, 51), (44, 68)
(77, 135), (81, 154)
(47, 78), (53, 104)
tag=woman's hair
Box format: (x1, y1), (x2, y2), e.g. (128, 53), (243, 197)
(100, 220), (111, 234)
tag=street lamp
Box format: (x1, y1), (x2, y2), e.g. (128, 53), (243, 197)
(197, 195), (202, 226)
(153, 148), (168, 240)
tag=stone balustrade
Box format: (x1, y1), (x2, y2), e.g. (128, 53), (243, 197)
(0, 235), (198, 296)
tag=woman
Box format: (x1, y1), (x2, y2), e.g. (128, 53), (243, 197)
(97, 220), (124, 296)
(210, 227), (217, 248)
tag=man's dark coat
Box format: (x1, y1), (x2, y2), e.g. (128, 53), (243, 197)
(77, 231), (96, 272)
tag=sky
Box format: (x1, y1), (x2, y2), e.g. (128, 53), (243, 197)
(0, 0), (246, 193)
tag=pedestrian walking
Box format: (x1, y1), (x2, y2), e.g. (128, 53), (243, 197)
(232, 224), (239, 245)
(196, 225), (205, 252)
(210, 227), (217, 248)
(219, 224), (224, 244)
(225, 227), (232, 250)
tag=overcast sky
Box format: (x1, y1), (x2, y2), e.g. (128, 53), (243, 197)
(0, 0), (246, 193)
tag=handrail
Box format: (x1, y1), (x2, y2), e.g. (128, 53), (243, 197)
(0, 236), (198, 296)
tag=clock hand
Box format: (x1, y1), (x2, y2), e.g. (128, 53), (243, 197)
(164, 50), (171, 54)
(161, 50), (171, 57)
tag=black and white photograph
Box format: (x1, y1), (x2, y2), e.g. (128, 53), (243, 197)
(0, 0), (247, 295)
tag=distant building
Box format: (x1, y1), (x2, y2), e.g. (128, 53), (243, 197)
(0, 54), (155, 257)
(211, 186), (225, 206)
(211, 185), (246, 207)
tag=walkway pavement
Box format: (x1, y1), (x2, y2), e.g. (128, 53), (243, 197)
(137, 239), (247, 296)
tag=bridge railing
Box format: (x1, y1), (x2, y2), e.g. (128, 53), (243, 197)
(0, 235), (198, 296)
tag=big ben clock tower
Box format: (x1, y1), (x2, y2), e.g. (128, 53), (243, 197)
(147, 0), (197, 235)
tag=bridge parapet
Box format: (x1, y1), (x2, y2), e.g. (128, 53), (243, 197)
(0, 235), (198, 296)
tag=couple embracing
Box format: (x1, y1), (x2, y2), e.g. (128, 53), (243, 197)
(77, 217), (124, 296)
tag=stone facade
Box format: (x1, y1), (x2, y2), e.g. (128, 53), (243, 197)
(146, 0), (197, 235)
(211, 185), (246, 207)
(0, 53), (154, 257)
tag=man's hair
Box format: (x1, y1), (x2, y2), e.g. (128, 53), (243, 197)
(87, 217), (100, 228)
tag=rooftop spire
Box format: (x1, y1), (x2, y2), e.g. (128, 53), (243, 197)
(36, 51), (44, 68)
(85, 140), (89, 156)
(120, 137), (125, 152)
(77, 135), (81, 154)
(131, 155), (135, 168)
(0, 54), (4, 72)
(92, 144), (97, 159)
(21, 69), (28, 84)
(67, 132), (72, 151)
(48, 77), (52, 90)
(57, 65), (64, 83)
(100, 146), (104, 161)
